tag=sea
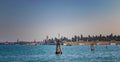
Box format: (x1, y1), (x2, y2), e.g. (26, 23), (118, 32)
(0, 45), (120, 62)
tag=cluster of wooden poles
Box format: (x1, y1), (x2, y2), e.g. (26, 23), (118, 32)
(55, 40), (101, 55)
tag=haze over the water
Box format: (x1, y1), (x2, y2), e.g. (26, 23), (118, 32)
(0, 0), (120, 41)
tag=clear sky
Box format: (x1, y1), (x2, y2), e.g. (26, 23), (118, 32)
(0, 0), (120, 41)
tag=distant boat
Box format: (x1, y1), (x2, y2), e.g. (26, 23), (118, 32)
(66, 44), (72, 46)
(79, 43), (84, 45)
(110, 43), (116, 45)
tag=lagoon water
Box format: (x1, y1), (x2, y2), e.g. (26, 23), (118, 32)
(0, 45), (120, 62)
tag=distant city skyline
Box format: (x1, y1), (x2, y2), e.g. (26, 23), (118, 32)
(0, 0), (120, 41)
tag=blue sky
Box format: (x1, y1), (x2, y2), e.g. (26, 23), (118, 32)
(0, 0), (120, 41)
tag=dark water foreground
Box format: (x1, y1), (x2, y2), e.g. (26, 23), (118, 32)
(0, 45), (120, 62)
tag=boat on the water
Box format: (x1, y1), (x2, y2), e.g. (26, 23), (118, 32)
(66, 44), (72, 46)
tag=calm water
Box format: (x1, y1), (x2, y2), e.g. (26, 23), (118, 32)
(0, 45), (120, 62)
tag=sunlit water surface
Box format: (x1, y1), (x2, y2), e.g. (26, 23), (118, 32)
(0, 45), (120, 62)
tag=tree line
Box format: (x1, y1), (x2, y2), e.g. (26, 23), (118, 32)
(49, 33), (120, 42)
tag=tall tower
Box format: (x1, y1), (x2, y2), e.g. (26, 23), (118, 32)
(46, 36), (49, 40)
(17, 38), (19, 42)
(45, 35), (49, 44)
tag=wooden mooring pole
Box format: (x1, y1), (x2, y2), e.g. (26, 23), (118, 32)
(56, 40), (62, 54)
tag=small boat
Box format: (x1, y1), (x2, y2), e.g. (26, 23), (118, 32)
(66, 44), (72, 46)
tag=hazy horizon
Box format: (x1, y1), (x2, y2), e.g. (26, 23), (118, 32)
(0, 0), (120, 41)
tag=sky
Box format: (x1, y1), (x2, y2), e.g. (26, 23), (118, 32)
(0, 0), (120, 41)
